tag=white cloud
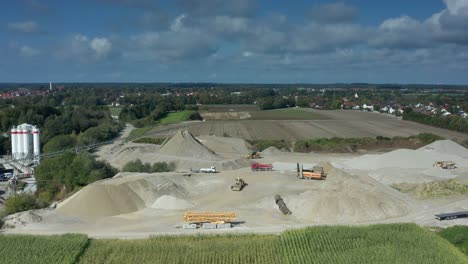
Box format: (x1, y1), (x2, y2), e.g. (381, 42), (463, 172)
(170, 14), (187, 32)
(7, 21), (39, 33)
(90, 38), (112, 58)
(444, 0), (468, 14)
(19, 45), (40, 57)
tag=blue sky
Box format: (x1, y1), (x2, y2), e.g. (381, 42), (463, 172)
(1, 0), (468, 84)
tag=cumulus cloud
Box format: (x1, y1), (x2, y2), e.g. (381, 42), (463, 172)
(308, 2), (358, 23)
(56, 34), (113, 60)
(7, 21), (39, 33)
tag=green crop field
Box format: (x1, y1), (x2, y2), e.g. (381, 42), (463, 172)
(0, 234), (89, 264)
(159, 111), (192, 124)
(249, 108), (330, 120)
(1, 224), (466, 264)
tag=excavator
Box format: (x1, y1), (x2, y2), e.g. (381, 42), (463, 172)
(433, 161), (456, 169)
(245, 151), (261, 159)
(297, 163), (327, 180)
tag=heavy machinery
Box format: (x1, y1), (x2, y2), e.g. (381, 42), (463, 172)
(433, 161), (456, 169)
(274, 195), (292, 215)
(231, 177), (247, 191)
(191, 166), (217, 173)
(297, 163), (326, 180)
(246, 151), (261, 159)
(183, 212), (237, 229)
(251, 162), (273, 171)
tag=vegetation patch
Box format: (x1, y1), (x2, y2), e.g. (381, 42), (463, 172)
(108, 106), (122, 116)
(438, 226), (468, 255)
(126, 126), (153, 141)
(392, 180), (468, 199)
(248, 139), (290, 151)
(132, 137), (166, 145)
(122, 159), (175, 173)
(158, 111), (192, 124)
(294, 133), (444, 153)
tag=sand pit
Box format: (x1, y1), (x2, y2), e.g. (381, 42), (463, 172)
(151, 195), (194, 210)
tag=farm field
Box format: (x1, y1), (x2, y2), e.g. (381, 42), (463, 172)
(249, 108), (331, 120)
(146, 110), (468, 142)
(159, 111), (193, 124)
(108, 106), (122, 116)
(1, 224), (466, 264)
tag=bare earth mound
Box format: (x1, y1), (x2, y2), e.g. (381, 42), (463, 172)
(151, 195), (194, 210)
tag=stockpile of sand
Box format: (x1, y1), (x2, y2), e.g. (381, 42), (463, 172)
(151, 195), (194, 210)
(56, 178), (151, 217)
(339, 140), (468, 170)
(419, 140), (468, 158)
(284, 168), (412, 223)
(159, 130), (220, 160)
(197, 135), (252, 155)
(262, 146), (282, 155)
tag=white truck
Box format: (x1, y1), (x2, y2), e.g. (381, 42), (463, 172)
(191, 166), (217, 173)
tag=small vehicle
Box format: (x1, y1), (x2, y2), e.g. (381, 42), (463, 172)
(191, 166), (217, 173)
(251, 162), (273, 171)
(297, 164), (326, 180)
(231, 177), (247, 191)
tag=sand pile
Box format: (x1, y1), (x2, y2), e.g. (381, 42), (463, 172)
(262, 146), (282, 155)
(197, 135), (252, 155)
(57, 178), (150, 217)
(284, 167), (412, 223)
(151, 195), (194, 210)
(418, 140), (468, 158)
(159, 130), (220, 160)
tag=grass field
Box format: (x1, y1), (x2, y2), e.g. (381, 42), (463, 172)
(159, 111), (192, 124)
(108, 106), (122, 116)
(249, 108), (330, 120)
(1, 224), (467, 264)
(438, 226), (468, 255)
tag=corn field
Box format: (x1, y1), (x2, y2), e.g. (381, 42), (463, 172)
(0, 224), (467, 264)
(0, 234), (88, 264)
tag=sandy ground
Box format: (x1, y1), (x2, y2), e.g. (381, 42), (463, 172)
(3, 136), (468, 239)
(145, 110), (468, 142)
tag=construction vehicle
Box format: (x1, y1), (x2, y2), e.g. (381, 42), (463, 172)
(231, 177), (247, 191)
(251, 162), (273, 171)
(246, 151), (261, 159)
(274, 195), (292, 215)
(297, 163), (326, 180)
(191, 166), (217, 173)
(183, 212), (237, 229)
(433, 161), (456, 169)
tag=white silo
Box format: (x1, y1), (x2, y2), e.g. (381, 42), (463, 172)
(17, 128), (24, 159)
(22, 127), (29, 157)
(33, 126), (40, 163)
(11, 127), (17, 159)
